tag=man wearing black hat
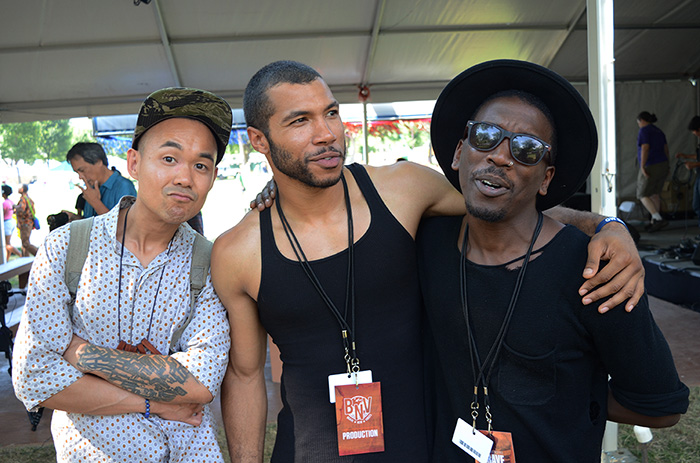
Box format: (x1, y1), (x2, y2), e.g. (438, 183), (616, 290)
(419, 60), (689, 462)
(214, 60), (648, 463)
(13, 88), (232, 462)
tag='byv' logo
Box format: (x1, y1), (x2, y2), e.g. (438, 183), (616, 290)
(343, 395), (372, 424)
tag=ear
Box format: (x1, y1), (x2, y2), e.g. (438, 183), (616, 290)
(247, 127), (270, 155)
(208, 167), (218, 191)
(126, 148), (140, 180)
(451, 139), (465, 171)
(538, 165), (556, 196)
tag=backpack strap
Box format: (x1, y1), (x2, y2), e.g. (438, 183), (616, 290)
(169, 233), (212, 352)
(64, 218), (211, 353)
(65, 217), (94, 317)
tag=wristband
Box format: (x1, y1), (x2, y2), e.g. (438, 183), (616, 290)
(144, 398), (150, 419)
(595, 216), (628, 234)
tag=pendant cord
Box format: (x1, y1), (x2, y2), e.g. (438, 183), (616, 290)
(460, 211), (544, 421)
(116, 206), (175, 346)
(276, 173), (359, 368)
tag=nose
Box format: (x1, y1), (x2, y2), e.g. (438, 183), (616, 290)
(485, 137), (513, 167)
(173, 164), (194, 187)
(312, 118), (338, 145)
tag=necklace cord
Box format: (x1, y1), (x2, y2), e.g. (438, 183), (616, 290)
(276, 173), (358, 369)
(116, 205), (176, 347)
(460, 211), (544, 422)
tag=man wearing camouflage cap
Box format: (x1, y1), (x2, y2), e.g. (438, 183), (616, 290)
(13, 88), (233, 462)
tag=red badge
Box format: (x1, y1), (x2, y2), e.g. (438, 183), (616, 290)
(477, 430), (516, 463)
(334, 382), (385, 456)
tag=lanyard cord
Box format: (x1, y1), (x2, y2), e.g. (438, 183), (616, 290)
(460, 211), (543, 429)
(116, 206), (174, 345)
(276, 173), (359, 372)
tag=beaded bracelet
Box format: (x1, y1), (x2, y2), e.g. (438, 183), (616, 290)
(144, 398), (151, 419)
(595, 216), (628, 234)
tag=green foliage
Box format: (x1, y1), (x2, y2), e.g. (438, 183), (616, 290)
(0, 119), (73, 164)
(37, 120), (72, 162)
(0, 122), (40, 164)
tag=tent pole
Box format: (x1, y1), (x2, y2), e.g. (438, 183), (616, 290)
(363, 101), (370, 165)
(587, 0), (618, 217)
(589, 0), (619, 455)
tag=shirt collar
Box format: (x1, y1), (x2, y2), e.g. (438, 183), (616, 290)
(101, 169), (121, 190)
(105, 196), (196, 258)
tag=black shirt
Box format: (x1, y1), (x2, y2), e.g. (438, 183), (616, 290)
(417, 216), (689, 463)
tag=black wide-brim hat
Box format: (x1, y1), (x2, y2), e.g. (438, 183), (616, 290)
(431, 59), (598, 211)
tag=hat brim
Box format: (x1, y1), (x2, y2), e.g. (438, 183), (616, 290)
(430, 59), (598, 211)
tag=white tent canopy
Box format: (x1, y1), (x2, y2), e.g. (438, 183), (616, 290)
(2, 0), (700, 207)
(1, 0), (699, 123)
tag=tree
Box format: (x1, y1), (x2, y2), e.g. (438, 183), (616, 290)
(37, 120), (72, 162)
(0, 119), (73, 164)
(0, 122), (40, 164)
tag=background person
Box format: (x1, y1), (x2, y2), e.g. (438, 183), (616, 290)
(675, 115), (700, 233)
(636, 111), (670, 232)
(14, 183), (38, 256)
(63, 142), (137, 220)
(2, 184), (21, 259)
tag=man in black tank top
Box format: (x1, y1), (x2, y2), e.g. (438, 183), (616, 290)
(212, 60), (647, 462)
(419, 60), (688, 462)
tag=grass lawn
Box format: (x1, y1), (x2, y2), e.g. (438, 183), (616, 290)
(1, 389), (697, 463)
(618, 386), (700, 462)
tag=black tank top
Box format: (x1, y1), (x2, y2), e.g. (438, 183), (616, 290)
(258, 163), (429, 462)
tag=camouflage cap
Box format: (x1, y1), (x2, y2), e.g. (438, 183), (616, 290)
(132, 87), (232, 164)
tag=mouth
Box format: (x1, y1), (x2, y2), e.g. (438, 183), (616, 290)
(472, 171), (511, 197)
(166, 190), (195, 202)
(308, 148), (344, 168)
(479, 178), (505, 190)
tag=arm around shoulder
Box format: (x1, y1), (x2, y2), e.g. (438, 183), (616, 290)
(366, 161), (465, 238)
(546, 206), (644, 313)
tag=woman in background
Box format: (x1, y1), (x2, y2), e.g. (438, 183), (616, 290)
(636, 111), (670, 232)
(2, 184), (21, 260)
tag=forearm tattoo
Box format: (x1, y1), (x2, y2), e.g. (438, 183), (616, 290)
(76, 344), (190, 402)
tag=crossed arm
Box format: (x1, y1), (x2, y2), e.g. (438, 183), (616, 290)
(40, 373), (205, 425)
(37, 335), (212, 425)
(62, 336), (212, 403)
(13, 232), (220, 426)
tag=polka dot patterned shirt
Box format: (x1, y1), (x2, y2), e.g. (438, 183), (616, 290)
(12, 198), (230, 462)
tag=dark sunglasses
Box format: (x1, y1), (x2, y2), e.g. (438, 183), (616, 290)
(463, 120), (551, 166)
